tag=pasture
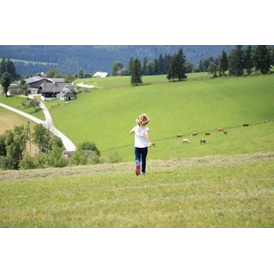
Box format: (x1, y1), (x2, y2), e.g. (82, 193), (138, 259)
(1, 73), (274, 162)
(45, 74), (274, 161)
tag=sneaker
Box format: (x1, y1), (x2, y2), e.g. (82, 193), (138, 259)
(135, 164), (140, 176)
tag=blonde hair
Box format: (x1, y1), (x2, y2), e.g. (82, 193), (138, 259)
(136, 113), (150, 126)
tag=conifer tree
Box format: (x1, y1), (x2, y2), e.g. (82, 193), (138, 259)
(127, 57), (134, 75)
(157, 54), (164, 74)
(244, 45), (253, 75)
(176, 48), (187, 81)
(167, 48), (186, 81)
(142, 57), (148, 75)
(131, 58), (142, 85)
(229, 46), (245, 76)
(167, 54), (177, 81)
(252, 45), (271, 74)
(219, 50), (228, 76)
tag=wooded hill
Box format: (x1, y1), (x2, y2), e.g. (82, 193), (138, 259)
(0, 45), (235, 76)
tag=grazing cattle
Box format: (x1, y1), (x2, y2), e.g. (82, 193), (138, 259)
(176, 134), (182, 137)
(243, 123), (249, 127)
(182, 139), (190, 143)
(218, 128), (224, 132)
(205, 132), (210, 135)
(223, 130), (228, 134)
(200, 139), (206, 144)
(191, 132), (197, 136)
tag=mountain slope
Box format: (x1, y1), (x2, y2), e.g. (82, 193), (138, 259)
(0, 45), (235, 75)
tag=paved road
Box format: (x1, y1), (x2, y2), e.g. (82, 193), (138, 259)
(0, 98), (76, 151)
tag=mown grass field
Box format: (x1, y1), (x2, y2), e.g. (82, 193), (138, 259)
(0, 152), (273, 228)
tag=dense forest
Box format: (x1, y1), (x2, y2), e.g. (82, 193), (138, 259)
(0, 45), (236, 76)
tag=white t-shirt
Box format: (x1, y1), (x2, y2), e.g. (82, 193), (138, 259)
(132, 125), (150, 148)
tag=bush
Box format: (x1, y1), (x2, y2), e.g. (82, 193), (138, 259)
(19, 154), (37, 170)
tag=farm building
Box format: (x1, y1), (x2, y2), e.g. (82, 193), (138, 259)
(39, 82), (76, 101)
(59, 85), (77, 101)
(7, 83), (20, 95)
(1, 76), (76, 100)
(92, 72), (108, 78)
(6, 76), (66, 95)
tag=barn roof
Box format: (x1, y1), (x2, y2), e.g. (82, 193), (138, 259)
(46, 78), (65, 83)
(92, 71), (108, 78)
(59, 86), (77, 96)
(40, 82), (76, 93)
(25, 76), (44, 84)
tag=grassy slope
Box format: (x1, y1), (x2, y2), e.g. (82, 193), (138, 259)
(1, 152), (273, 228)
(1, 74), (274, 162)
(46, 74), (274, 161)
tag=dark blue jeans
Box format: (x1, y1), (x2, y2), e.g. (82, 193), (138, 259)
(134, 147), (148, 173)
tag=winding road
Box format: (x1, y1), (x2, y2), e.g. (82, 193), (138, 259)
(0, 97), (76, 151)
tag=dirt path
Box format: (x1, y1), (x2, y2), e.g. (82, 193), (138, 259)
(0, 98), (76, 151)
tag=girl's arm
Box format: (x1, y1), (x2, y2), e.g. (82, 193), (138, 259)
(145, 130), (152, 147)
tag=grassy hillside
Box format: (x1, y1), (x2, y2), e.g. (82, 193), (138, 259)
(45, 74), (274, 161)
(1, 73), (274, 162)
(1, 152), (273, 228)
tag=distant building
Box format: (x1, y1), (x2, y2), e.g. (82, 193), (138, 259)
(92, 72), (108, 78)
(39, 82), (76, 101)
(3, 76), (77, 101)
(59, 85), (77, 101)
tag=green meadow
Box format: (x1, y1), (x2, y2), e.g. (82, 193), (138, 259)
(44, 74), (274, 161)
(1, 73), (274, 162)
(1, 73), (274, 228)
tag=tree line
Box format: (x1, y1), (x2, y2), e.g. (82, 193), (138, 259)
(111, 45), (274, 78)
(111, 45), (274, 85)
(0, 123), (104, 170)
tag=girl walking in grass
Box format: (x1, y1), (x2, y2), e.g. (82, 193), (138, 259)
(129, 113), (152, 176)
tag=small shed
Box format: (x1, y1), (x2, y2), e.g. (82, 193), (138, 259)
(59, 85), (77, 101)
(7, 83), (20, 95)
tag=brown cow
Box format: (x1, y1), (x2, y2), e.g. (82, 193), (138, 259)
(243, 123), (249, 127)
(191, 132), (197, 136)
(218, 128), (224, 132)
(205, 132), (210, 135)
(223, 130), (228, 134)
(176, 134), (182, 137)
(200, 139), (206, 144)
